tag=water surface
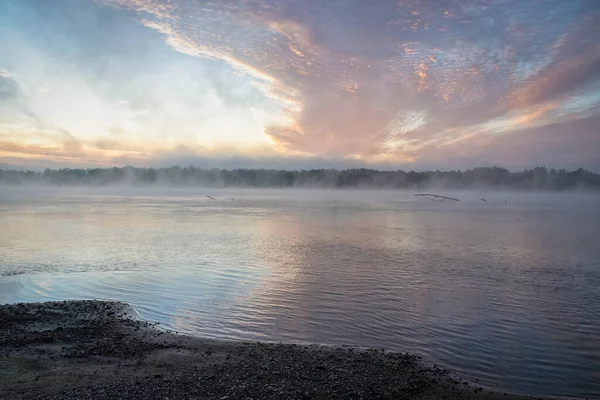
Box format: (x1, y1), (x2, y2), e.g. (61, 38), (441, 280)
(1, 188), (599, 398)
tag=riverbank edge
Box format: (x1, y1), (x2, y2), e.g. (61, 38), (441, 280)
(0, 300), (557, 400)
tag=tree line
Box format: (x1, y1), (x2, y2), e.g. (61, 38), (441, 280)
(0, 166), (599, 190)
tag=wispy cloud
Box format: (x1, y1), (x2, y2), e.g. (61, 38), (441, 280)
(100, 0), (600, 160)
(0, 69), (15, 79)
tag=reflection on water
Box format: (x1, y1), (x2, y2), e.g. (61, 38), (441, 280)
(1, 188), (599, 398)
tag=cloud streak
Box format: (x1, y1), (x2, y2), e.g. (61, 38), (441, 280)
(101, 0), (600, 160)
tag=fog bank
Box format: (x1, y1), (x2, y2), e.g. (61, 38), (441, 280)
(1, 166), (599, 191)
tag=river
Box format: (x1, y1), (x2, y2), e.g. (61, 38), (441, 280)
(1, 187), (598, 398)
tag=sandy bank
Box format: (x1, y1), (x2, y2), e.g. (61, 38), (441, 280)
(0, 300), (547, 400)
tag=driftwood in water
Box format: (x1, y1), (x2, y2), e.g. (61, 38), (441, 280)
(480, 198), (487, 202)
(206, 196), (215, 200)
(414, 193), (460, 202)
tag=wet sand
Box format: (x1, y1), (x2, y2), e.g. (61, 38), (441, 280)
(1, 300), (548, 400)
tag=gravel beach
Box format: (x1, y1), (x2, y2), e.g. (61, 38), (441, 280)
(0, 300), (548, 400)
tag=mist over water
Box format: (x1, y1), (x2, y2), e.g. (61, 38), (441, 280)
(1, 187), (599, 398)
(2, 166), (599, 191)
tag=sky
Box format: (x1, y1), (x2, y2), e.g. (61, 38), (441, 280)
(1, 0), (599, 171)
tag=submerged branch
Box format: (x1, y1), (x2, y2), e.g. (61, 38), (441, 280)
(414, 193), (460, 201)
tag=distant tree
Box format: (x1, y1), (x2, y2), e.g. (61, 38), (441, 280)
(0, 165), (598, 191)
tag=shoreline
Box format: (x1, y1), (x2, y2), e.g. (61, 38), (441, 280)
(1, 300), (551, 400)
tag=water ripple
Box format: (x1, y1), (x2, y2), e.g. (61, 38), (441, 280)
(1, 189), (599, 398)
